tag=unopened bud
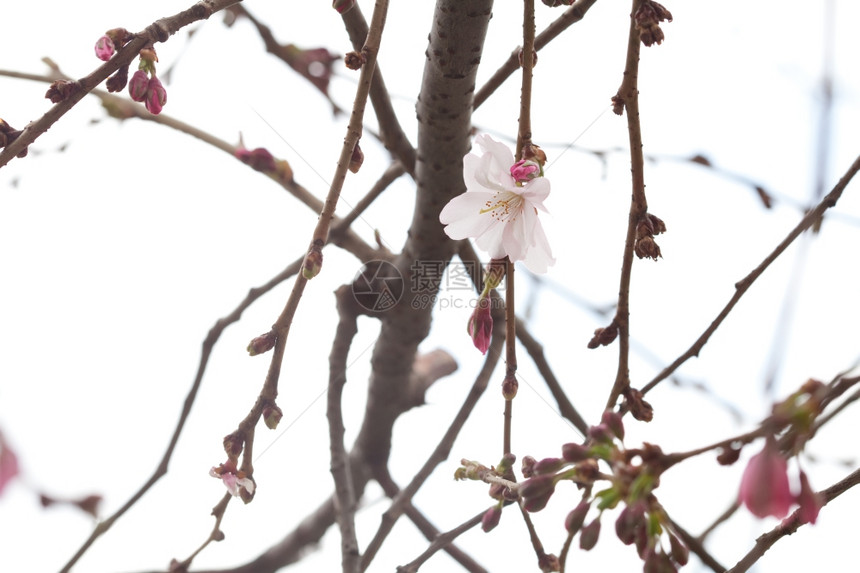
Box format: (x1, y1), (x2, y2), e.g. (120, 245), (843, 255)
(262, 403), (283, 430)
(223, 432), (244, 459)
(519, 475), (556, 512)
(579, 517), (601, 550)
(562, 442), (590, 463)
(533, 457), (565, 475)
(668, 531), (689, 566)
(344, 51), (366, 70)
(502, 374), (518, 400)
(348, 142), (364, 173)
(601, 410), (625, 441)
(247, 331), (277, 356)
(481, 505), (502, 532)
(624, 387), (654, 422)
(521, 455), (537, 478)
(106, 64), (129, 93)
(303, 245), (323, 279)
(45, 80), (79, 103)
(565, 501), (590, 534)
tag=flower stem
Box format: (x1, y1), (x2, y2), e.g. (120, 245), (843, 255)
(516, 0), (537, 158)
(504, 257), (517, 455)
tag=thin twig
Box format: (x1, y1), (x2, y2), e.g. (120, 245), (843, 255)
(395, 511), (486, 573)
(474, 0), (599, 110)
(375, 468), (488, 573)
(605, 0), (648, 411)
(641, 153), (860, 396)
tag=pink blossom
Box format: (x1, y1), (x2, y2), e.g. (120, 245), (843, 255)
(210, 462), (255, 497)
(739, 437), (792, 519)
(94, 35), (115, 61)
(439, 134), (555, 274)
(467, 297), (493, 354)
(0, 432), (20, 496)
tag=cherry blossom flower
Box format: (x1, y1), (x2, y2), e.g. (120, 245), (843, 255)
(738, 437), (792, 519)
(210, 462), (255, 498)
(439, 134), (554, 274)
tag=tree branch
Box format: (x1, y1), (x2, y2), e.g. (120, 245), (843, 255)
(0, 0), (242, 168)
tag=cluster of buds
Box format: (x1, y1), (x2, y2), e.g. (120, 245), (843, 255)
(517, 411), (691, 570)
(124, 47), (167, 114)
(234, 146), (294, 185)
(634, 212), (667, 261)
(634, 0), (673, 47)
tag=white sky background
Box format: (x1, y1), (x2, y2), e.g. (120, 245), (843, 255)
(1, 1), (859, 572)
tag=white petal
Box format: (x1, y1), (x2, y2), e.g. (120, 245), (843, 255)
(522, 219), (555, 274)
(521, 177), (551, 211)
(474, 220), (508, 259)
(439, 192), (497, 239)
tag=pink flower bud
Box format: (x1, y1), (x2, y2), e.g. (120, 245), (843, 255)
(562, 442), (590, 463)
(532, 457), (565, 475)
(94, 35), (115, 61)
(467, 297), (493, 354)
(565, 501), (590, 534)
(129, 70), (149, 102)
(510, 159), (541, 183)
(235, 147), (278, 173)
(481, 506), (502, 532)
(519, 475), (556, 512)
(738, 436), (792, 519)
(145, 76), (167, 115)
